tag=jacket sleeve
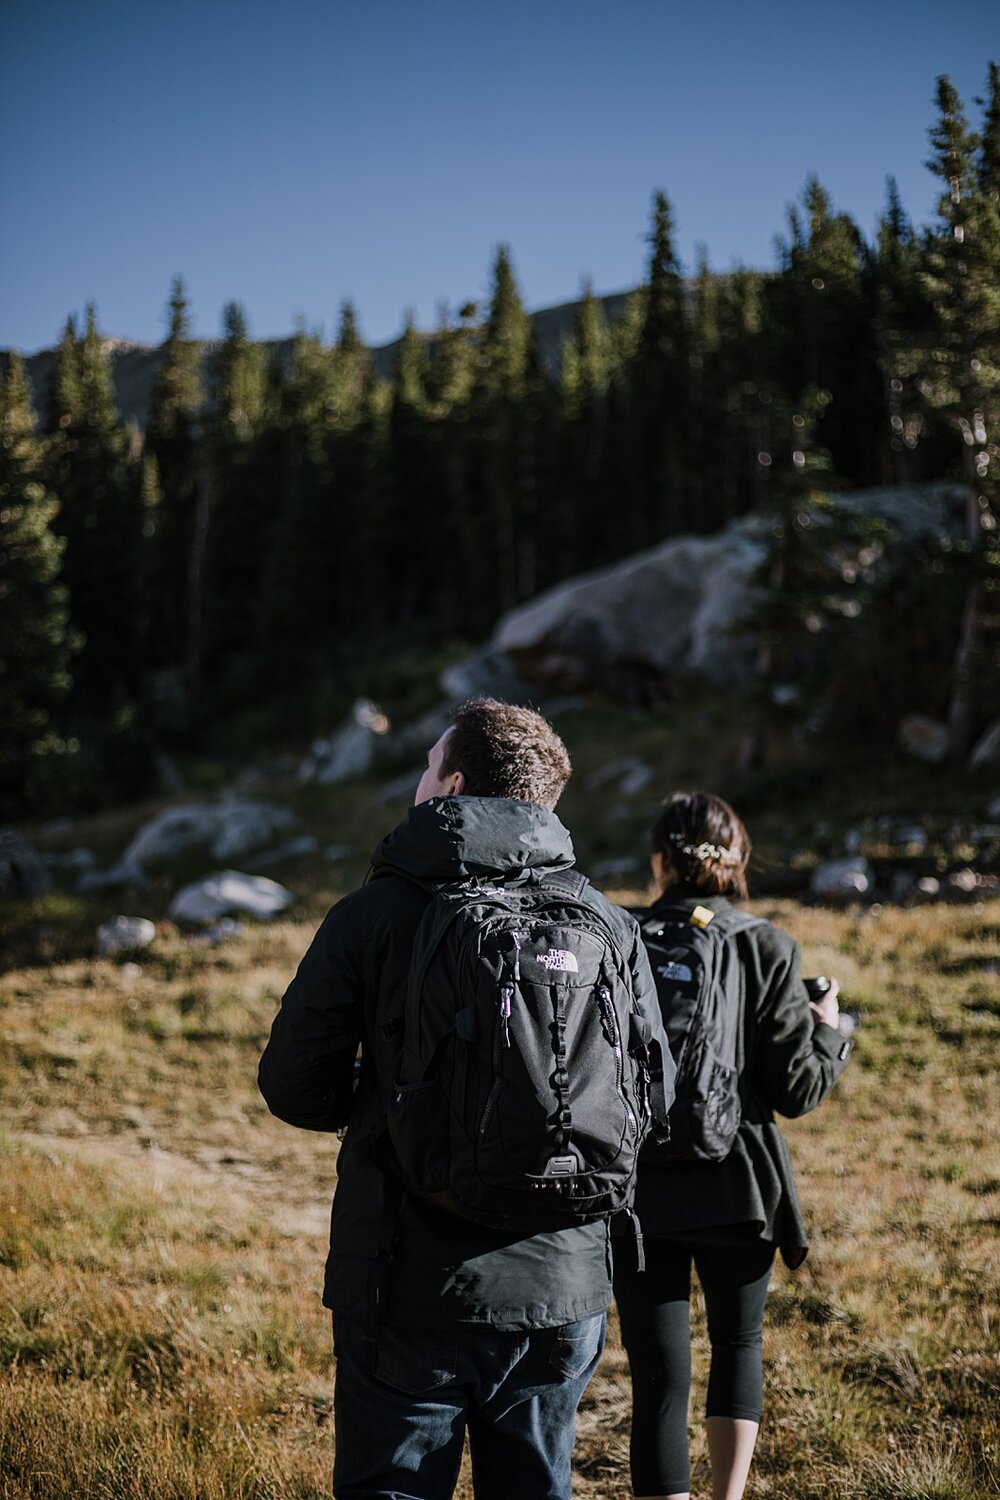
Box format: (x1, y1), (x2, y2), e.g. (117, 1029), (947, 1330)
(747, 925), (851, 1119)
(257, 891), (366, 1132)
(627, 918), (677, 1118)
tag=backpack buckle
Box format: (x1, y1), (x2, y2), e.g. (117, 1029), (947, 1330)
(544, 1156), (576, 1176)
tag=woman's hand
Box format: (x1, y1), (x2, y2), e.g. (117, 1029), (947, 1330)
(809, 977), (841, 1029)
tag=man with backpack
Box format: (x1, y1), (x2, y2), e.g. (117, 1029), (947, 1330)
(258, 697), (673, 1500)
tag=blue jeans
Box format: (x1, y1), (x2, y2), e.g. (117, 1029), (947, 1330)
(331, 1311), (606, 1500)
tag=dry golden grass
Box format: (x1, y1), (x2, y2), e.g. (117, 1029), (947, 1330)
(2, 743), (999, 1496)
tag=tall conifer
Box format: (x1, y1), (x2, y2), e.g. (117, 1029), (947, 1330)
(923, 71), (1000, 752)
(0, 356), (75, 808)
(146, 276), (202, 689)
(472, 246), (544, 617)
(873, 178), (930, 482)
(637, 191), (689, 535)
(201, 301), (267, 701)
(44, 305), (138, 716)
(557, 282), (612, 571)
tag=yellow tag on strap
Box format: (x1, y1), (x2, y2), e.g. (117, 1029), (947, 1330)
(690, 905), (715, 929)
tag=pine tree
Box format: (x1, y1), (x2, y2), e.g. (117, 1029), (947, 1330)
(201, 301), (267, 699)
(716, 268), (767, 523)
(768, 177), (877, 482)
(44, 304), (139, 717)
(45, 317), (82, 436)
(922, 70), (1000, 753)
(471, 246), (545, 619)
(686, 246), (724, 530)
(427, 302), (478, 626)
(328, 302), (387, 637)
(481, 246), (532, 403)
(561, 279), (611, 419)
(146, 276), (203, 690)
(636, 190), (689, 536)
(604, 288), (647, 555)
(385, 314), (434, 623)
(738, 391), (885, 769)
(0, 355), (75, 810)
(557, 282), (613, 572)
(873, 178), (933, 482)
(257, 330), (333, 694)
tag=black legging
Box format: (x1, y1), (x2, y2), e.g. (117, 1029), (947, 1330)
(613, 1237), (774, 1496)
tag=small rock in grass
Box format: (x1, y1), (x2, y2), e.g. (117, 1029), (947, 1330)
(168, 870), (293, 925)
(97, 916), (156, 957)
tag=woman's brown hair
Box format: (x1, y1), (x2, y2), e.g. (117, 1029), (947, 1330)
(650, 791), (751, 899)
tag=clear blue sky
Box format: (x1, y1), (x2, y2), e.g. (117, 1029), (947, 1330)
(2, 0), (997, 353)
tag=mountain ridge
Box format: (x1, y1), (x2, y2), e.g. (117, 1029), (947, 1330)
(1, 288), (637, 430)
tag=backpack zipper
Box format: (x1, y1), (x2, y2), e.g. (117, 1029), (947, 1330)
(479, 928), (523, 1139)
(598, 983), (637, 1138)
(479, 996), (504, 1140)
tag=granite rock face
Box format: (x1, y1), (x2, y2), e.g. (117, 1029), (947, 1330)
(461, 483), (966, 701)
(493, 522), (768, 695)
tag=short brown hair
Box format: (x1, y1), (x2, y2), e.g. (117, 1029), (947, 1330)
(441, 698), (571, 809)
(650, 791), (751, 899)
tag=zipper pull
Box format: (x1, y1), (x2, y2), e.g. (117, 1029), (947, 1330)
(499, 984), (513, 1047)
(598, 984), (618, 1051)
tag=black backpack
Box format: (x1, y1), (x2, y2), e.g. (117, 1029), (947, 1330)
(635, 902), (764, 1162)
(385, 870), (663, 1232)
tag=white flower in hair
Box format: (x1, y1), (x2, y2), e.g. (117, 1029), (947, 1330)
(667, 832), (741, 864)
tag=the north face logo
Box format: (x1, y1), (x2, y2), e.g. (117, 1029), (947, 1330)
(537, 948), (579, 973)
(656, 961), (694, 983)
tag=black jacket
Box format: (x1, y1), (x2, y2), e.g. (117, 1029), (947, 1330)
(258, 795), (671, 1327)
(628, 887), (852, 1266)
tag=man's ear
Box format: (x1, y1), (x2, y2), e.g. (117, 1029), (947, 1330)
(448, 769), (466, 796)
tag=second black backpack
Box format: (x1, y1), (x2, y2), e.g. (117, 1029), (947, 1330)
(636, 902), (764, 1162)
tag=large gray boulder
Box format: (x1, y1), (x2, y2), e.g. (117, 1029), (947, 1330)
(475, 482), (966, 698)
(494, 522), (767, 693)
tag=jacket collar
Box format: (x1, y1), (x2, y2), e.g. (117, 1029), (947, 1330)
(371, 795), (575, 885)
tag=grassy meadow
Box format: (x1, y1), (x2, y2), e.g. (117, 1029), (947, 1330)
(1, 706), (999, 1498)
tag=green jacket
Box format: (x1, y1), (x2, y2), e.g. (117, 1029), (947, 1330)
(628, 887), (852, 1266)
(258, 795), (671, 1326)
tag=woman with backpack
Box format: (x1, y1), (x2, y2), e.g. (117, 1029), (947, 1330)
(613, 791), (852, 1500)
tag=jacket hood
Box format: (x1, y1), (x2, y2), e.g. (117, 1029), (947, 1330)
(371, 796), (575, 884)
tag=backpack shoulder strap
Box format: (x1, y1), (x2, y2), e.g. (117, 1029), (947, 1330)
(541, 868), (590, 901)
(710, 906), (767, 936)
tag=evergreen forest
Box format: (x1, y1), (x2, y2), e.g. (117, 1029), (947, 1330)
(2, 68), (999, 815)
